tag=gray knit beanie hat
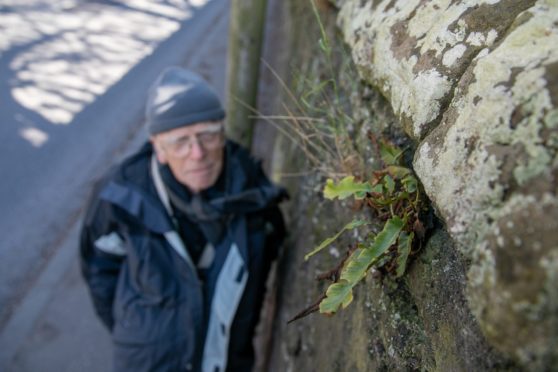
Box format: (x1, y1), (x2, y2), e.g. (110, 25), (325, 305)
(146, 67), (225, 135)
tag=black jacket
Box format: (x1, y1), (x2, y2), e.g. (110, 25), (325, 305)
(80, 141), (286, 372)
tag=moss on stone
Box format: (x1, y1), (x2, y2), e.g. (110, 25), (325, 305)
(406, 229), (519, 371)
(468, 194), (558, 367)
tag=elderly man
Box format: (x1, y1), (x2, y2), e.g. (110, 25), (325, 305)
(80, 67), (286, 372)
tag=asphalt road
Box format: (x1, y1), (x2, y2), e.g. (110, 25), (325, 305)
(0, 0), (229, 370)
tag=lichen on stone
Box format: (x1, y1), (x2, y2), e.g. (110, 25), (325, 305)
(442, 43), (467, 67)
(412, 3), (558, 365)
(337, 0), (536, 140)
(414, 0), (558, 252)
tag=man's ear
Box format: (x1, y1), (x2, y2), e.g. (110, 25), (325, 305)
(150, 137), (168, 164)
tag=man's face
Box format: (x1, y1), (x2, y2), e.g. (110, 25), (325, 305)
(151, 121), (225, 193)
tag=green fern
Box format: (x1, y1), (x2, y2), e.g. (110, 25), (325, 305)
(289, 142), (427, 322)
(319, 216), (404, 315)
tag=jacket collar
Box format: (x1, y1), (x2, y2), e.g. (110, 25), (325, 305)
(99, 179), (174, 234)
(98, 141), (287, 234)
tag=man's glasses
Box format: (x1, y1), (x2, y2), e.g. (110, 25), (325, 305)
(161, 123), (224, 157)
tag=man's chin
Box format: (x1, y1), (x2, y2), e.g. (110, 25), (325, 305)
(180, 177), (214, 194)
(177, 165), (221, 192)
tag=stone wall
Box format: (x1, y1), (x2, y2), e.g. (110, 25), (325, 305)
(269, 1), (558, 371)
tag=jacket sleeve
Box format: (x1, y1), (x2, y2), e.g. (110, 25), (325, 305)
(263, 205), (286, 262)
(79, 188), (125, 331)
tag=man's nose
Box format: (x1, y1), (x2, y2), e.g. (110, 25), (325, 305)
(188, 138), (205, 159)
